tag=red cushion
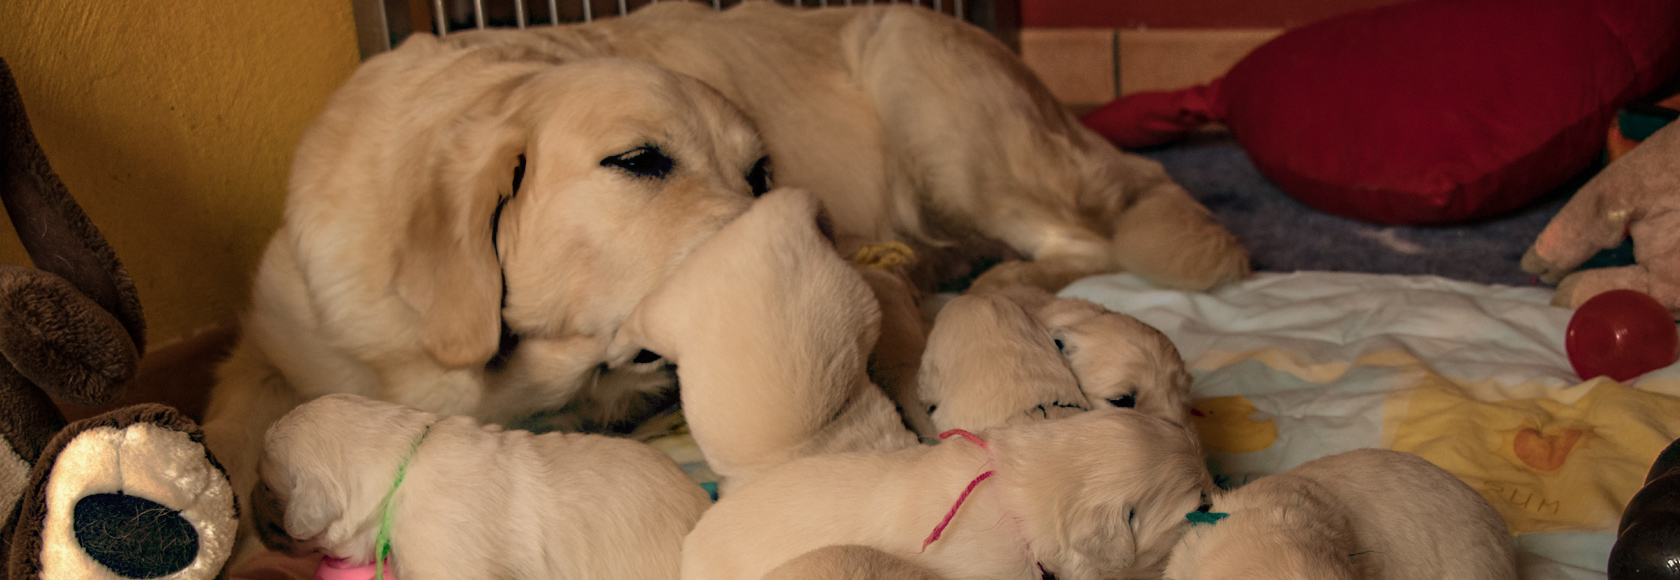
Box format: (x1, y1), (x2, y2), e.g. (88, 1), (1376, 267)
(1082, 0), (1680, 226)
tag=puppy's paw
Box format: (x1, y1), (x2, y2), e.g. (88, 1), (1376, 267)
(967, 260), (1088, 295)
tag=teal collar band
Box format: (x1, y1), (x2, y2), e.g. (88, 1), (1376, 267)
(1185, 509), (1228, 526)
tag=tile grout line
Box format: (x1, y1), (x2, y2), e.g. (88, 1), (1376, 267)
(1110, 29), (1120, 99)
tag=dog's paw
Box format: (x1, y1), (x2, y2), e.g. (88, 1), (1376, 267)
(967, 260), (1089, 295)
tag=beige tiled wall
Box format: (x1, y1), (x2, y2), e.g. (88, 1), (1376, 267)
(1021, 28), (1282, 107)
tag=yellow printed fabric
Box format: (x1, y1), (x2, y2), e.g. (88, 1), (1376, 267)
(1061, 272), (1680, 576)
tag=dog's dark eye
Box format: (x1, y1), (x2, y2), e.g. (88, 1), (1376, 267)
(511, 154), (527, 195)
(602, 145), (674, 179)
(632, 349), (663, 364)
(1053, 339), (1066, 352)
(1106, 393), (1136, 408)
(746, 156), (773, 197)
(1127, 508), (1136, 525)
(927, 405), (938, 415)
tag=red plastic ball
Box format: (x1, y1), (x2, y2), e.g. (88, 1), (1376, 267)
(1566, 289), (1680, 382)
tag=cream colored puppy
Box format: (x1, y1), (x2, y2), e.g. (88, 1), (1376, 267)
(762, 545), (945, 580)
(918, 292), (1089, 432)
(683, 409), (1214, 580)
(608, 189), (918, 492)
(1050, 312), (1194, 430)
(931, 285), (1194, 431)
(1163, 448), (1516, 580)
(204, 35), (767, 535)
(252, 393), (710, 580)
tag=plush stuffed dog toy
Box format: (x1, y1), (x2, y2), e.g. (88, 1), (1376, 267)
(1, 56), (238, 580)
(1523, 121), (1680, 314)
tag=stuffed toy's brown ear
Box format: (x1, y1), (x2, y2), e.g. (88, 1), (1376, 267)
(0, 55), (149, 580)
(8, 404), (237, 580)
(0, 58), (144, 353)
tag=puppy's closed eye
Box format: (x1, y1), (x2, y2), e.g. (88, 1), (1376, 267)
(1106, 392), (1136, 408)
(602, 145), (674, 179)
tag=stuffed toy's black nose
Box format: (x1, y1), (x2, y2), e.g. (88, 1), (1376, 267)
(73, 492), (198, 579)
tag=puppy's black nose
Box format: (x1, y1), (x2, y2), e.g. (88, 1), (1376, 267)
(73, 492), (198, 579)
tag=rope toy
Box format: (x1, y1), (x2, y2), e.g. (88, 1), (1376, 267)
(850, 241), (917, 270)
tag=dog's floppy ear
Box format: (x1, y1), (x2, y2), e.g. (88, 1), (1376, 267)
(1059, 498), (1137, 580)
(394, 117), (528, 369)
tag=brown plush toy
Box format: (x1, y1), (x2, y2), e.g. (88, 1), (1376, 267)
(0, 57), (237, 579)
(1522, 121), (1680, 316)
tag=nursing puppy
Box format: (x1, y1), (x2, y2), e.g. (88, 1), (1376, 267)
(608, 189), (918, 493)
(918, 292), (1089, 432)
(762, 545), (945, 580)
(683, 409), (1215, 580)
(204, 36), (766, 530)
(444, 1), (1250, 295)
(1163, 448), (1517, 580)
(253, 394), (711, 580)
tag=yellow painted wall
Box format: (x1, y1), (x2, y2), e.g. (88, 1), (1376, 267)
(0, 0), (361, 344)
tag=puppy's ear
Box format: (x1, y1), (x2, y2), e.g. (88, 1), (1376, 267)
(395, 118), (527, 368)
(1061, 499), (1137, 579)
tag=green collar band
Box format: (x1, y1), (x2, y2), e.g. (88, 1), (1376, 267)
(374, 423), (433, 579)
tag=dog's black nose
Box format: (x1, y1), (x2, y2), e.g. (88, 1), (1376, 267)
(73, 492), (199, 579)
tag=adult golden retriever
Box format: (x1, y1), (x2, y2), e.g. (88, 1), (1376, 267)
(203, 41), (767, 542)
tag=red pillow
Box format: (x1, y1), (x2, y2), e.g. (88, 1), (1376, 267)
(1082, 0), (1680, 226)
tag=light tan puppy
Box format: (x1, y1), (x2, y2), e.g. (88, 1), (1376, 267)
(444, 1), (1250, 294)
(933, 286), (1194, 431)
(683, 409), (1214, 580)
(762, 545), (945, 580)
(608, 189), (918, 493)
(1163, 449), (1517, 580)
(252, 393), (710, 580)
(1050, 312), (1194, 430)
(918, 292), (1089, 432)
(204, 35), (767, 533)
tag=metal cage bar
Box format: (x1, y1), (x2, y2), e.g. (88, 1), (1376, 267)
(377, 0), (1010, 50)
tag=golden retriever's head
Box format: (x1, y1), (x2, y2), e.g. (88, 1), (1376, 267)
(919, 293), (1087, 433)
(989, 409), (1213, 580)
(1048, 312), (1194, 431)
(283, 36), (769, 415)
(255, 394), (440, 558)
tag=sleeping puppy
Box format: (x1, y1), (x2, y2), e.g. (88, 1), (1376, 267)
(1162, 448), (1517, 580)
(761, 545), (944, 580)
(204, 36), (767, 550)
(607, 189), (918, 493)
(682, 409), (1215, 580)
(929, 285), (1194, 431)
(1050, 311), (1194, 430)
(917, 292), (1089, 432)
(444, 1), (1250, 296)
(253, 393), (710, 580)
